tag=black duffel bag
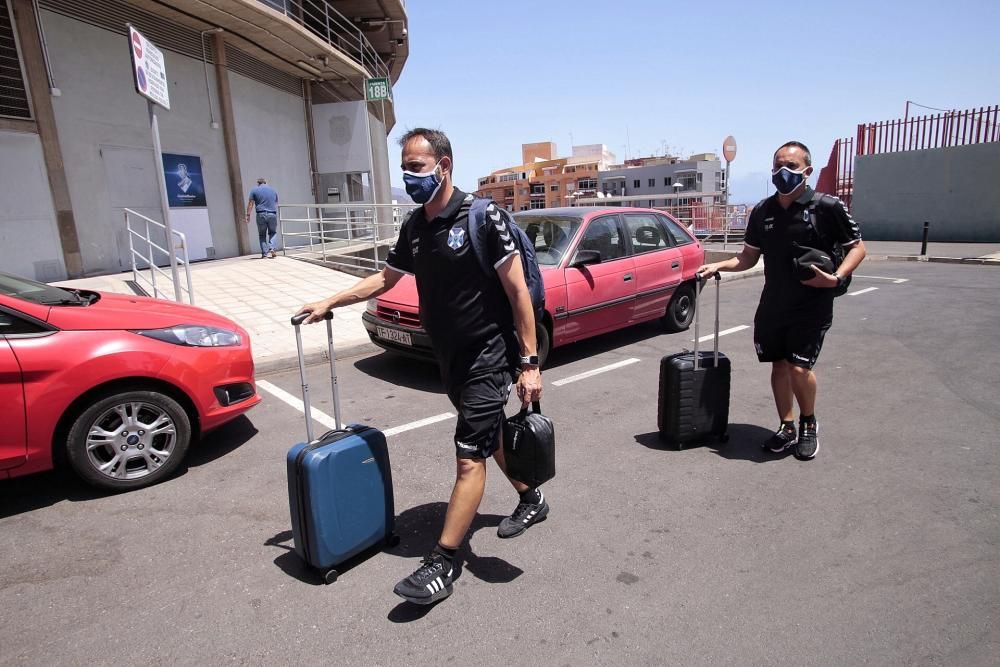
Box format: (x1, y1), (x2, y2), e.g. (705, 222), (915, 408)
(502, 401), (555, 488)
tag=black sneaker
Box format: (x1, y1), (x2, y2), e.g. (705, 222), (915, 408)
(763, 423), (797, 453)
(393, 554), (453, 605)
(497, 491), (549, 539)
(795, 420), (819, 459)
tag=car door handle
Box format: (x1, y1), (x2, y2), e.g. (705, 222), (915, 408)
(671, 262), (680, 269)
(623, 273), (633, 282)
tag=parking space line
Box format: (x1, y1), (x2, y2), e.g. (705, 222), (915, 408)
(551, 358), (641, 387)
(257, 380), (338, 429)
(848, 287), (879, 296)
(383, 413), (455, 437)
(855, 275), (909, 284)
(258, 380), (455, 439)
(692, 324), (749, 343)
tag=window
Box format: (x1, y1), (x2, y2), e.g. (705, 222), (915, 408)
(520, 204), (530, 211)
(658, 214), (695, 246)
(577, 178), (597, 190)
(624, 213), (671, 253)
(504, 188), (514, 198)
(577, 216), (626, 261)
(664, 177), (671, 186)
(499, 173), (518, 183)
(648, 178), (655, 187)
(550, 184), (559, 192)
(530, 184), (545, 195)
(633, 179), (641, 189)
(0, 310), (47, 335)
(530, 200), (545, 209)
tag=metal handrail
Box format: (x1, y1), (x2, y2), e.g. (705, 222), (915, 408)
(258, 0), (393, 80)
(278, 203), (417, 272)
(124, 208), (195, 304)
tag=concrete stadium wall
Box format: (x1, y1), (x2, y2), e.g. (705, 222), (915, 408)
(0, 131), (64, 281)
(230, 70), (312, 255)
(852, 142), (1000, 242)
(0, 10), (316, 277)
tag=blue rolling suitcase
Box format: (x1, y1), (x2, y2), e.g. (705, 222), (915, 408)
(286, 312), (397, 584)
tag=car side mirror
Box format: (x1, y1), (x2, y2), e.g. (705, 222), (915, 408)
(571, 249), (601, 268)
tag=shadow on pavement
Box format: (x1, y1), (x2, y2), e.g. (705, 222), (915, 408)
(543, 321), (685, 371)
(352, 353), (445, 394)
(0, 415), (259, 519)
(265, 501), (522, 596)
(633, 423), (780, 463)
(182, 415), (259, 469)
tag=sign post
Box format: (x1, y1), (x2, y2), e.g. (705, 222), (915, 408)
(722, 135), (737, 248)
(364, 78), (392, 263)
(128, 25), (181, 300)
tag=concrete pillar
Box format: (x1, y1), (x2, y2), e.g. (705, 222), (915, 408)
(212, 32), (250, 256)
(11, 0), (83, 277)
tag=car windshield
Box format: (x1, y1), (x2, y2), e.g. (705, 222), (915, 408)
(514, 214), (583, 266)
(0, 272), (88, 305)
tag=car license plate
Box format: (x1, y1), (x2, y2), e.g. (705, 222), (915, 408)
(376, 326), (412, 346)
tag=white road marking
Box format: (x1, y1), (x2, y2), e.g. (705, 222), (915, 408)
(551, 358), (641, 387)
(854, 275), (909, 284)
(692, 324), (749, 343)
(258, 380), (454, 438)
(258, 380), (338, 429)
(848, 287), (879, 296)
(383, 413), (455, 437)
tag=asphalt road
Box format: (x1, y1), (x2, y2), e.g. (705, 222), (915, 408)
(2, 261), (998, 666)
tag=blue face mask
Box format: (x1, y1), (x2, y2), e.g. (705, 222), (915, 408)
(771, 166), (808, 195)
(402, 162), (443, 204)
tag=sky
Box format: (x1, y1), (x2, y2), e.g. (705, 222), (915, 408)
(383, 0), (999, 205)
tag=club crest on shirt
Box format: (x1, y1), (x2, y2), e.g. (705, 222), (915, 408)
(447, 226), (466, 250)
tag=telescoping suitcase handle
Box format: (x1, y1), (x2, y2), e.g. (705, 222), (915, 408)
(290, 311), (341, 442)
(691, 273), (722, 369)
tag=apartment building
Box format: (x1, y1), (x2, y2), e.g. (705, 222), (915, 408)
(598, 153), (725, 208)
(475, 142), (616, 211)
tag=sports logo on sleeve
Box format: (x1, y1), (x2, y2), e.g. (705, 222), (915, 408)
(488, 204), (516, 253)
(447, 226), (466, 250)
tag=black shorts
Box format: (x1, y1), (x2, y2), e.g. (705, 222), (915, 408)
(446, 369), (514, 459)
(753, 313), (831, 369)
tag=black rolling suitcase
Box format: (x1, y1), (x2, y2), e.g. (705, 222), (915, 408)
(657, 273), (730, 448)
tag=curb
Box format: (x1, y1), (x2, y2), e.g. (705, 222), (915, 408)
(254, 340), (382, 376)
(869, 255), (1000, 265)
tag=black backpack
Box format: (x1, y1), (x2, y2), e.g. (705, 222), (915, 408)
(805, 192), (852, 297)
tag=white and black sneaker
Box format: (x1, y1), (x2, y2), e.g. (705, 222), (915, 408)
(763, 423), (797, 453)
(795, 419), (819, 459)
(497, 491), (549, 539)
(393, 554), (454, 605)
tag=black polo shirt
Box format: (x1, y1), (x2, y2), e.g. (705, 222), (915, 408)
(744, 186), (862, 319)
(386, 189), (520, 388)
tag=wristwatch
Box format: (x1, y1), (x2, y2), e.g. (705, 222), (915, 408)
(519, 355), (539, 366)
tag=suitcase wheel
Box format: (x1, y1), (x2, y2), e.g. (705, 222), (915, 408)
(323, 569), (339, 585)
(386, 533), (401, 548)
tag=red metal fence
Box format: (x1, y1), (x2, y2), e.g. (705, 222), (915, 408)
(857, 105), (1000, 155)
(817, 104), (999, 211)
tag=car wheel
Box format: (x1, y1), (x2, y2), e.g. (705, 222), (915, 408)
(536, 321), (552, 368)
(662, 282), (696, 333)
(65, 390), (192, 491)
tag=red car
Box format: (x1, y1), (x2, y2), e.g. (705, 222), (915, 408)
(362, 207), (705, 366)
(0, 272), (261, 491)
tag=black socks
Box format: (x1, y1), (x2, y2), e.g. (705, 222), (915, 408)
(800, 414), (816, 425)
(519, 487), (542, 505)
(433, 543), (457, 565)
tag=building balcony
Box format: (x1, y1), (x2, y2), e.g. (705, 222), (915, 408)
(126, 0), (407, 126)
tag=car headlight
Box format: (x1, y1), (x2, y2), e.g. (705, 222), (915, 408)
(366, 299), (378, 314)
(134, 325), (242, 347)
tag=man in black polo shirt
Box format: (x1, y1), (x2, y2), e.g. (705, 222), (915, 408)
(298, 128), (545, 605)
(698, 140), (866, 460)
